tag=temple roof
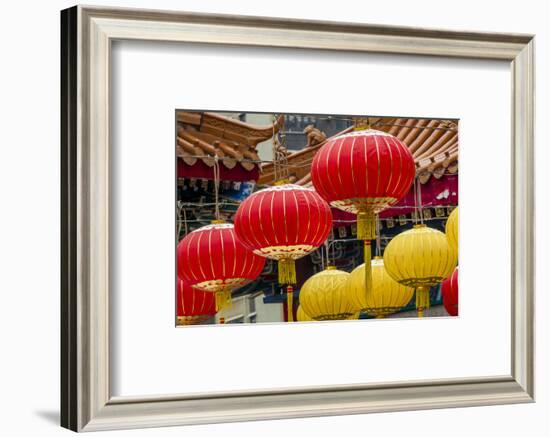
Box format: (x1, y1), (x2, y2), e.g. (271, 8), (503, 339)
(258, 117), (458, 185)
(177, 111), (284, 173)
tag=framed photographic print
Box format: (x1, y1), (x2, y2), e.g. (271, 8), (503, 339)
(175, 110), (459, 325)
(61, 5), (535, 432)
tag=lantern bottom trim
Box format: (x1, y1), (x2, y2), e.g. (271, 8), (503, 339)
(254, 244), (316, 260)
(364, 306), (409, 318)
(330, 196), (398, 215)
(398, 277), (445, 288)
(192, 277), (250, 293)
(312, 312), (357, 321)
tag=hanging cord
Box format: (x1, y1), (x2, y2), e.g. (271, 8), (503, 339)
(375, 214), (382, 257)
(176, 203), (190, 240)
(331, 231), (336, 267)
(323, 231), (339, 269)
(279, 117), (289, 181)
(413, 177), (427, 317)
(213, 156), (221, 221)
(271, 114), (290, 182)
(322, 240), (329, 270)
(272, 117), (279, 182)
(271, 114), (290, 183)
(176, 202), (182, 239)
(183, 207), (188, 235)
(413, 177), (418, 224)
(413, 176), (423, 225)
(417, 180), (424, 224)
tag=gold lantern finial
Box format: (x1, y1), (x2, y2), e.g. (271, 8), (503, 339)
(353, 116), (371, 131)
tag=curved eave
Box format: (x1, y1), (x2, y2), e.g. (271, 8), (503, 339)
(177, 111), (284, 145)
(259, 117), (458, 185)
(176, 111), (283, 176)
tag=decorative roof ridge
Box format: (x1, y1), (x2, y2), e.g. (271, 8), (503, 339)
(260, 125), (354, 172)
(177, 111), (284, 144)
(258, 118), (458, 186)
(203, 112), (284, 135)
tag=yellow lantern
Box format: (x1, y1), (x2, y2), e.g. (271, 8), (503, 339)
(296, 305), (314, 322)
(299, 267), (354, 320)
(446, 207), (459, 261)
(348, 257), (414, 318)
(383, 224), (456, 317)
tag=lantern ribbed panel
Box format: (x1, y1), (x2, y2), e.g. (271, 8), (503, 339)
(299, 268), (354, 320)
(446, 207), (459, 261)
(296, 305), (314, 322)
(233, 184), (332, 260)
(441, 267), (459, 316)
(311, 130), (416, 214)
(176, 278), (217, 325)
(383, 225), (457, 287)
(177, 223), (266, 292)
(347, 258), (414, 317)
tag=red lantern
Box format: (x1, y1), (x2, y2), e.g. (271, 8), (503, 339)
(312, 129), (415, 236)
(177, 222), (266, 311)
(176, 278), (216, 325)
(234, 184), (332, 320)
(441, 267), (458, 316)
(311, 128), (415, 293)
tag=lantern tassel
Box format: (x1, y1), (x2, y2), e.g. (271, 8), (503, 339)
(215, 289), (232, 311)
(357, 210), (376, 241)
(364, 240), (373, 294)
(415, 286), (431, 318)
(278, 258), (296, 285)
(286, 285), (294, 322)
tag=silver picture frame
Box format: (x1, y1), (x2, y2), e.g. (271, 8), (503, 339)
(61, 5), (535, 432)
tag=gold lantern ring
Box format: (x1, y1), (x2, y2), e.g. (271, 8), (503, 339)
(398, 277), (446, 287)
(253, 244), (316, 259)
(313, 312), (356, 321)
(330, 197), (398, 214)
(192, 277), (250, 293)
(364, 306), (410, 318)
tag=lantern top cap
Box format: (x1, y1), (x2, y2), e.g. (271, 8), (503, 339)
(253, 184), (315, 194)
(210, 219), (225, 224)
(191, 222), (234, 232)
(333, 129), (395, 141)
(353, 117), (371, 131)
(413, 224), (427, 229)
(325, 265), (337, 270)
(353, 123), (371, 131)
(273, 178), (291, 186)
